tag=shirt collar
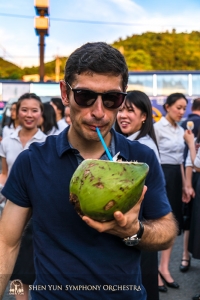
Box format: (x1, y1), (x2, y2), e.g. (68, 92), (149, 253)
(160, 116), (171, 126)
(56, 126), (129, 161)
(10, 128), (45, 141)
(111, 128), (129, 161)
(56, 126), (72, 157)
(127, 130), (140, 141)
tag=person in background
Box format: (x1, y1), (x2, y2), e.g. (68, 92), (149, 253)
(154, 92), (188, 292)
(64, 105), (72, 125)
(50, 97), (68, 132)
(0, 42), (177, 300)
(2, 102), (21, 139)
(115, 90), (161, 300)
(180, 97), (200, 273)
(183, 129), (200, 300)
(38, 102), (60, 135)
(0, 93), (46, 300)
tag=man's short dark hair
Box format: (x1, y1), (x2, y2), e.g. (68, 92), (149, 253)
(192, 98), (200, 111)
(64, 42), (128, 93)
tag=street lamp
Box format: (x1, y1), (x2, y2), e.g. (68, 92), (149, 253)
(34, 0), (49, 82)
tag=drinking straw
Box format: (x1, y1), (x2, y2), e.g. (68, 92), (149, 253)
(96, 127), (113, 161)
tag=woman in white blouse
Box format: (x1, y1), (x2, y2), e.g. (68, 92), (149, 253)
(154, 93), (188, 292)
(115, 90), (160, 300)
(0, 93), (46, 300)
(38, 102), (60, 136)
(50, 97), (68, 133)
(2, 102), (21, 139)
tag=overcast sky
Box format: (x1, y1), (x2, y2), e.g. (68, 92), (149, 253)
(0, 0), (200, 68)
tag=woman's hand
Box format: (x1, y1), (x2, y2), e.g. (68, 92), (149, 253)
(184, 130), (195, 146)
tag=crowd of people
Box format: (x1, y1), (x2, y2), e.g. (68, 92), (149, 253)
(0, 42), (199, 300)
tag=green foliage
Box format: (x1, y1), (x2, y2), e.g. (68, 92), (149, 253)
(124, 49), (152, 70)
(0, 57), (68, 80)
(112, 30), (200, 71)
(0, 58), (23, 79)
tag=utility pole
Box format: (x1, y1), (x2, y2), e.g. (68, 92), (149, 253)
(55, 55), (61, 82)
(34, 0), (49, 82)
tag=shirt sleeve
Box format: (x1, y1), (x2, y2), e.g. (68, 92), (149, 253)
(194, 147), (200, 168)
(0, 139), (6, 158)
(2, 126), (9, 139)
(1, 150), (32, 207)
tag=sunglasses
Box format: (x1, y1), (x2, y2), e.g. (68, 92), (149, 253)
(66, 82), (127, 109)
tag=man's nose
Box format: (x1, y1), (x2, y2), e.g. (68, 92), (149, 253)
(91, 96), (105, 119)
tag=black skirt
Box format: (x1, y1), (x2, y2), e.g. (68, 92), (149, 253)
(140, 251), (159, 300)
(161, 164), (183, 235)
(10, 219), (35, 284)
(188, 172), (200, 259)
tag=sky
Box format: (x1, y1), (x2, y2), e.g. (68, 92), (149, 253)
(0, 0), (200, 68)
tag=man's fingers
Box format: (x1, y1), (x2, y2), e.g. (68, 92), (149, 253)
(82, 216), (113, 232)
(113, 211), (127, 227)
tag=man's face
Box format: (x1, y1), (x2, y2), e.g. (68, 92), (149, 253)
(61, 72), (124, 142)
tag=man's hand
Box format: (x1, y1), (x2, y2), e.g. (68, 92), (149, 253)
(82, 185), (147, 238)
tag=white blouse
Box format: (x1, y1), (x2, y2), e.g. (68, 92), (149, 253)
(2, 124), (21, 139)
(0, 129), (46, 175)
(154, 116), (185, 165)
(127, 131), (160, 163)
(185, 139), (200, 169)
(57, 118), (68, 133)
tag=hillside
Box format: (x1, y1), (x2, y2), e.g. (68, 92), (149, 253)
(112, 30), (200, 71)
(0, 58), (23, 79)
(0, 57), (68, 80)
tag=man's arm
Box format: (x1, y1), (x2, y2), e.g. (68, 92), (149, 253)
(0, 200), (31, 299)
(82, 186), (178, 251)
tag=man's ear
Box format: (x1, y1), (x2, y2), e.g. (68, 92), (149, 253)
(60, 80), (70, 106)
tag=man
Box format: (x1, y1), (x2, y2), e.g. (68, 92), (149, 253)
(0, 42), (177, 300)
(181, 97), (200, 162)
(181, 98), (200, 136)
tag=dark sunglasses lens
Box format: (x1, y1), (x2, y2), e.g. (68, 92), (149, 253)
(102, 93), (125, 108)
(74, 90), (97, 107)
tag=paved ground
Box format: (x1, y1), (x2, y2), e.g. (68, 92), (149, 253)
(159, 235), (200, 300)
(2, 234), (200, 300)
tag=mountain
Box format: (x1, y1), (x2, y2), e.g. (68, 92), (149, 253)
(0, 58), (23, 79)
(112, 30), (200, 71)
(0, 57), (68, 80)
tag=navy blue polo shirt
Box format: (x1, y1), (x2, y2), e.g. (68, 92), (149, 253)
(2, 127), (171, 300)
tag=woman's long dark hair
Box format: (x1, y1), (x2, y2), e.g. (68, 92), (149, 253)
(115, 90), (159, 150)
(41, 103), (58, 134)
(8, 102), (17, 128)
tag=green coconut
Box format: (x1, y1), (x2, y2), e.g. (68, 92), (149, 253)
(69, 159), (149, 222)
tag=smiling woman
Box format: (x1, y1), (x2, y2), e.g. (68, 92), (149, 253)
(115, 90), (160, 300)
